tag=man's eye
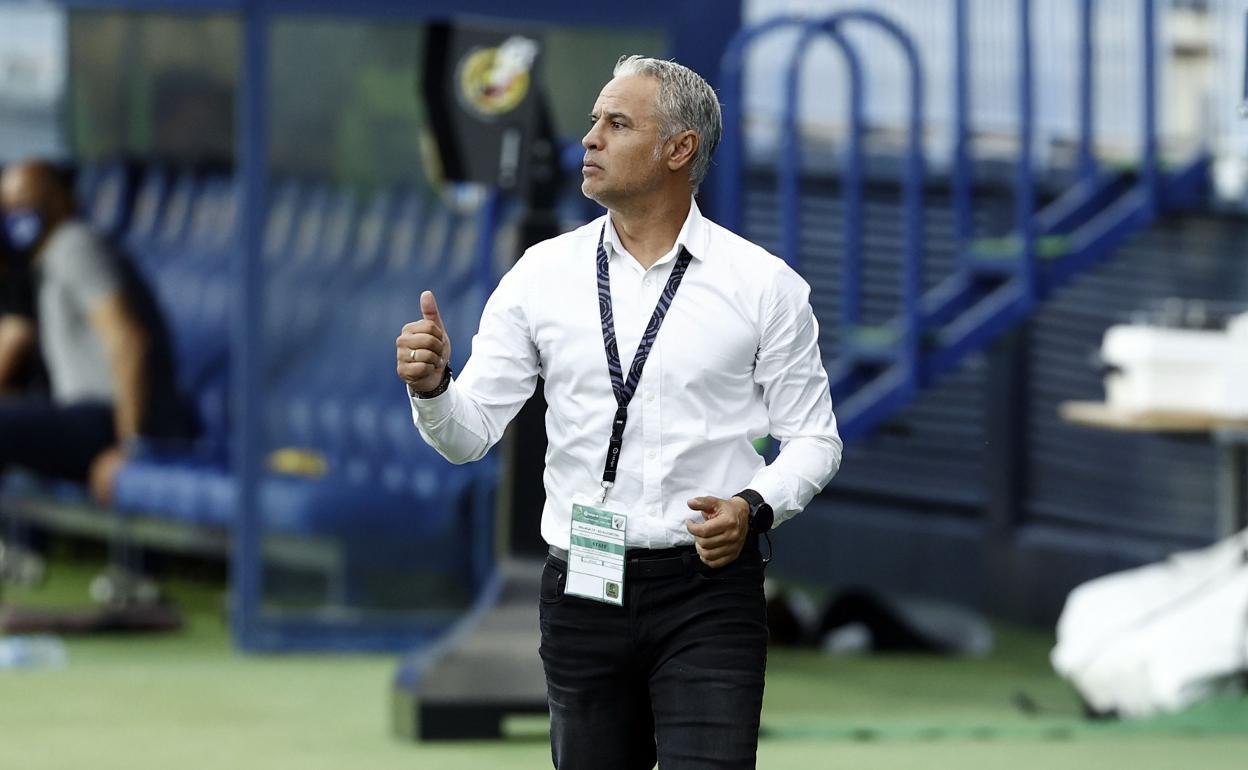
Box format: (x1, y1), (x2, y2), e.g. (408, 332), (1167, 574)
(611, 121), (624, 129)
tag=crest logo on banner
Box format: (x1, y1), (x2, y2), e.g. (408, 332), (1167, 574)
(457, 36), (539, 119)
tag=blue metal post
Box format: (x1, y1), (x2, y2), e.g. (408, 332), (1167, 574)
(669, 1), (741, 223)
(1016, 0), (1036, 302)
(837, 28), (865, 333)
(780, 21), (864, 328)
(900, 28), (924, 375)
(232, 1), (269, 649)
(1243, 9), (1248, 109)
(1078, 0), (1096, 182)
(778, 34), (807, 271)
(1142, 0), (1158, 214)
(953, 0), (972, 248)
(716, 42), (747, 236)
(830, 10), (925, 379)
(716, 17), (805, 238)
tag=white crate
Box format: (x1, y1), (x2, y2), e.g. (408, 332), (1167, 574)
(1101, 323), (1248, 417)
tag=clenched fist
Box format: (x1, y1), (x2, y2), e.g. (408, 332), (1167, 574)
(685, 495), (752, 568)
(396, 290), (452, 393)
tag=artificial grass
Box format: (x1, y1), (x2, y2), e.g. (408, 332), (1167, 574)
(2, 559), (1247, 770)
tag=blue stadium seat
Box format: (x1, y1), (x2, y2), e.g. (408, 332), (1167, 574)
(391, 191), (443, 276)
(349, 187), (399, 277)
(287, 182), (331, 273)
(74, 162), (104, 215)
(132, 170), (198, 269)
(105, 171), (497, 611)
(314, 188), (359, 274)
(123, 166), (172, 255)
(85, 162), (134, 240)
(262, 179), (303, 266)
(185, 175), (236, 259)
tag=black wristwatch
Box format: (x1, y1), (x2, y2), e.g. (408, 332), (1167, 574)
(414, 366), (453, 399)
(734, 488), (774, 534)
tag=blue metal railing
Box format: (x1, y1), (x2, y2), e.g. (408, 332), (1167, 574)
(721, 11), (926, 382)
(1142, 0), (1159, 215)
(716, 15), (806, 238)
(779, 22), (863, 327)
(1078, 0), (1097, 184)
(952, 0), (972, 249)
(1017, 0), (1037, 303)
(717, 0), (1202, 441)
(1242, 8), (1248, 115)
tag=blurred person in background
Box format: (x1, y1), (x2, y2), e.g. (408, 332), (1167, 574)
(0, 160), (188, 504)
(399, 56), (842, 769)
(0, 233), (42, 395)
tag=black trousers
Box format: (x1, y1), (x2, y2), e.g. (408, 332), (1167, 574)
(0, 397), (116, 481)
(538, 544), (769, 770)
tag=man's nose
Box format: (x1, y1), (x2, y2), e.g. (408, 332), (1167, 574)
(582, 123), (601, 151)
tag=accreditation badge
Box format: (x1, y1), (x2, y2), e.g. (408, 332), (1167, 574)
(565, 497), (627, 606)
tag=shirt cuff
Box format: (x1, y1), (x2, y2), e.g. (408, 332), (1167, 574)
(742, 468), (794, 528)
(408, 379), (456, 427)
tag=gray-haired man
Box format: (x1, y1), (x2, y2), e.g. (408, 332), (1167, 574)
(398, 56), (842, 768)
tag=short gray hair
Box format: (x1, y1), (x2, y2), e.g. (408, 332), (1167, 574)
(612, 55), (722, 195)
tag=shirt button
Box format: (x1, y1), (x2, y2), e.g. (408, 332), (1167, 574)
(643, 278), (652, 287)
(646, 449), (656, 460)
(645, 391), (655, 402)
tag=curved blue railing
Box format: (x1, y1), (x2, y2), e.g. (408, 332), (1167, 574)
(727, 10), (926, 378)
(717, 0), (1199, 441)
(717, 15), (808, 237)
(779, 20), (863, 328)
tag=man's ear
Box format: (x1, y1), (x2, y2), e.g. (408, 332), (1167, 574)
(665, 130), (699, 173)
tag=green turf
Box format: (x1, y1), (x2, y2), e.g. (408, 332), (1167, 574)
(2, 560), (1247, 770)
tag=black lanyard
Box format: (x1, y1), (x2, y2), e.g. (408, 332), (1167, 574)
(596, 223), (694, 503)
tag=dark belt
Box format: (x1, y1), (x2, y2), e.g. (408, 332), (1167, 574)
(547, 538), (758, 580)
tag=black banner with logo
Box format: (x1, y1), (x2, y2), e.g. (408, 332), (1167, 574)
(423, 23), (557, 193)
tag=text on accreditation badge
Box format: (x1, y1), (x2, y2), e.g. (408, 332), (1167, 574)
(566, 501), (627, 606)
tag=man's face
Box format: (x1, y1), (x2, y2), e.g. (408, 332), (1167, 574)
(581, 74), (667, 207)
(0, 166), (38, 215)
(1, 166), (49, 255)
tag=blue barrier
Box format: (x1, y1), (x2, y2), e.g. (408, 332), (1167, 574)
(718, 0), (1207, 442)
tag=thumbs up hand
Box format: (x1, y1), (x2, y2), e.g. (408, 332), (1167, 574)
(397, 290), (453, 393)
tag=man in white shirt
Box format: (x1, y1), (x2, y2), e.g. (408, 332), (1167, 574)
(397, 55), (841, 770)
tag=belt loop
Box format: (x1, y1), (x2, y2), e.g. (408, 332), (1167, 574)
(681, 550), (693, 574)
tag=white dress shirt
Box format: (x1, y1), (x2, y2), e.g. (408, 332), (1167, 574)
(410, 199), (842, 550)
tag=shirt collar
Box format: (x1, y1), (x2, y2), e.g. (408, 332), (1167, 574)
(603, 197), (708, 266)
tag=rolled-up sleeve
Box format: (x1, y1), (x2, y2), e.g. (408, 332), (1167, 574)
(409, 253), (540, 464)
(745, 263), (842, 526)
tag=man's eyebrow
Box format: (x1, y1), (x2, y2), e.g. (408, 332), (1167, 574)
(589, 111), (633, 124)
